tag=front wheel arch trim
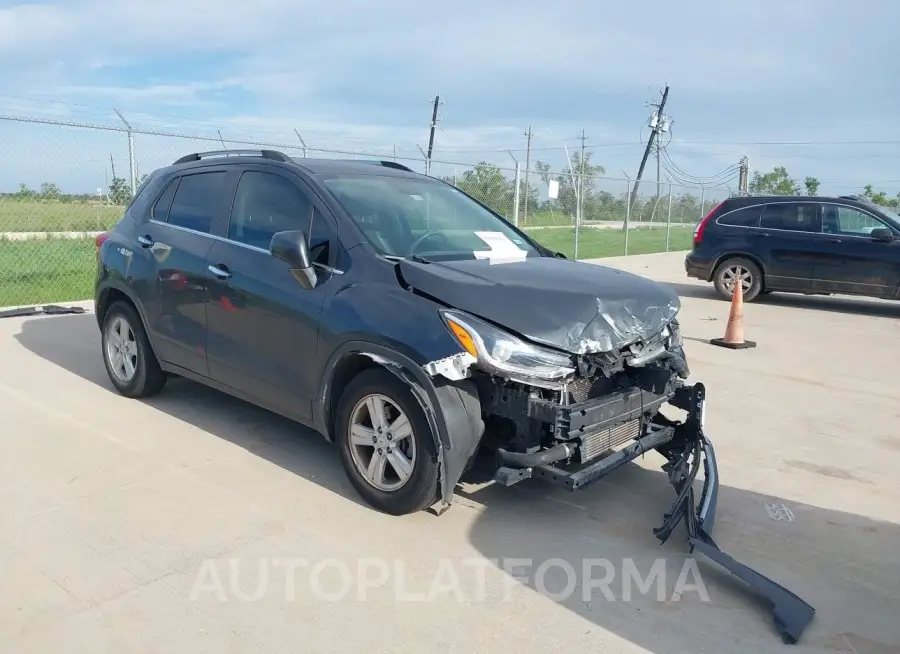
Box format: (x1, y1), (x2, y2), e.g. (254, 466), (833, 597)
(316, 341), (483, 507)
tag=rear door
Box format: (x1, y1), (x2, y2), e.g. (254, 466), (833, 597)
(138, 167), (232, 375)
(811, 202), (900, 297)
(751, 202), (821, 292)
(204, 166), (341, 420)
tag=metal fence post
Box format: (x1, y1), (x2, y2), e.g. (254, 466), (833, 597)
(512, 162), (521, 228)
(665, 182), (673, 252)
(114, 109), (136, 196)
(574, 171), (581, 260)
(624, 179), (631, 255)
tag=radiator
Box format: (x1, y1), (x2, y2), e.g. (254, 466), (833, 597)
(579, 418), (643, 463)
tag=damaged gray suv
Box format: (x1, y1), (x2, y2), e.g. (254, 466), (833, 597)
(95, 150), (814, 643)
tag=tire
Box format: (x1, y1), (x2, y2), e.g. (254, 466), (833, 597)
(100, 300), (167, 398)
(713, 257), (763, 302)
(335, 368), (439, 515)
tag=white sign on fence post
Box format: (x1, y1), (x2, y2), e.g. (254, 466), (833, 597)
(547, 180), (559, 200)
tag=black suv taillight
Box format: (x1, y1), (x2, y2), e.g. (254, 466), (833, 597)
(693, 201), (725, 246)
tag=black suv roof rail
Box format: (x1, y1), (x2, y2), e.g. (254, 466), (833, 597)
(172, 149), (293, 165)
(354, 160), (415, 173)
(837, 194), (872, 204)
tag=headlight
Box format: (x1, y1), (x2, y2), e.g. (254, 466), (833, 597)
(440, 310), (575, 389)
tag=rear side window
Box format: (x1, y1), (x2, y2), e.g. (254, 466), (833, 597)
(717, 205), (762, 227)
(167, 172), (227, 234)
(760, 203), (820, 233)
(152, 179), (179, 222)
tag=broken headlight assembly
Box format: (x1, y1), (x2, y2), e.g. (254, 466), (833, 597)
(440, 309), (575, 389)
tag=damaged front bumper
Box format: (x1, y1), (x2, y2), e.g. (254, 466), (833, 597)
(492, 381), (816, 645)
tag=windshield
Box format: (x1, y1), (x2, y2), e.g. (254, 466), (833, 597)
(878, 205), (900, 226)
(322, 174), (541, 261)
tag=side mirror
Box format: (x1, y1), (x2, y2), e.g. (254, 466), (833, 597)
(870, 227), (894, 243)
(270, 230), (317, 290)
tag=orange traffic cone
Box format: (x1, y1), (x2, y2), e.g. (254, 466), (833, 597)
(710, 278), (756, 349)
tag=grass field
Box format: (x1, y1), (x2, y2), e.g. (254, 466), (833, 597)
(0, 200), (123, 233)
(524, 225), (693, 258)
(0, 200), (689, 234)
(0, 237), (97, 306)
(0, 227), (692, 307)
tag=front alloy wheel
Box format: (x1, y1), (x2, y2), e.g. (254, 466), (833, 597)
(335, 368), (439, 515)
(348, 394), (417, 492)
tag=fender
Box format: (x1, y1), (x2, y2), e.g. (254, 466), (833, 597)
(315, 341), (484, 507)
(95, 278), (150, 330)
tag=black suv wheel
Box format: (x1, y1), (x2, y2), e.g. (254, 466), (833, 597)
(713, 257), (763, 302)
(335, 368), (439, 515)
(100, 300), (167, 398)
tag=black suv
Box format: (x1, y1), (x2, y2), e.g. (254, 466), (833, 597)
(93, 150), (814, 642)
(685, 194), (900, 302)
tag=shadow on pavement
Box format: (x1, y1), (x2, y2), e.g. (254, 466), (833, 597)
(15, 312), (900, 652)
(665, 282), (900, 319)
(14, 311), (367, 511)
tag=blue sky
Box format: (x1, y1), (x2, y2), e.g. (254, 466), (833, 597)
(1, 0), (899, 196)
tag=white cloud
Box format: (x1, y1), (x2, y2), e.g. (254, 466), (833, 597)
(1, 0), (899, 192)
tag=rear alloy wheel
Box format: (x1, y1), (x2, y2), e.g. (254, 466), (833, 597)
(335, 368), (439, 515)
(713, 257), (763, 302)
(101, 300), (167, 398)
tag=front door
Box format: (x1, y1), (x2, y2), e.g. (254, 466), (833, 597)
(204, 167), (340, 420)
(811, 203), (900, 297)
(137, 168), (231, 375)
(751, 201), (821, 292)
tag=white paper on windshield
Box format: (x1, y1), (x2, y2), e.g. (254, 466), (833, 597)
(473, 231), (527, 264)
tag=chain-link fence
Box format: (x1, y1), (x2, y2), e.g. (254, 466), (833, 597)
(0, 113), (730, 306)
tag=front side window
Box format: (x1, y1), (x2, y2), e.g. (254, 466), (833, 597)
(822, 205), (886, 236)
(760, 203), (820, 233)
(322, 174), (539, 260)
(167, 172), (227, 234)
(228, 171), (332, 264)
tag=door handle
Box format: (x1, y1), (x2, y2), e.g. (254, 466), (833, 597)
(208, 264), (232, 280)
(137, 235), (154, 248)
(829, 237), (842, 243)
(755, 232), (770, 238)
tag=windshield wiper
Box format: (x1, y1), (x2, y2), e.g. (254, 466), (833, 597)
(410, 254), (433, 264)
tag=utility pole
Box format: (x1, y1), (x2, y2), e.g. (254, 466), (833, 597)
(738, 156), (750, 195)
(425, 94), (440, 176)
(523, 125), (533, 223)
(630, 84), (669, 211)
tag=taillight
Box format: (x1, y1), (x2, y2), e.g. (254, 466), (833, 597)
(95, 232), (111, 248)
(693, 201), (725, 246)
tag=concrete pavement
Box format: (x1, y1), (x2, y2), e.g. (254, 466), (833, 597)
(1, 252), (899, 653)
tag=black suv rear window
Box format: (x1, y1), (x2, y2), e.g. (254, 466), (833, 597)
(717, 205), (761, 227)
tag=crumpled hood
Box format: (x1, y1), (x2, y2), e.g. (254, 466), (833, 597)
(398, 256), (680, 354)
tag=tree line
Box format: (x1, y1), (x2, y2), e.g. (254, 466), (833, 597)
(5, 161), (898, 222)
(748, 166), (899, 208)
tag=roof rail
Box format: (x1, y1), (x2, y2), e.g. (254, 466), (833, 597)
(838, 194), (872, 203)
(352, 160), (415, 173)
(377, 160), (414, 172)
(172, 149), (293, 165)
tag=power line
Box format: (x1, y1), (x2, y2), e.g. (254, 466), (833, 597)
(660, 147), (740, 184)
